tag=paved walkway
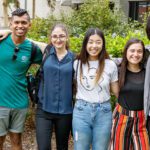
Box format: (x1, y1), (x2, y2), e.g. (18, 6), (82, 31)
(3, 109), (73, 150)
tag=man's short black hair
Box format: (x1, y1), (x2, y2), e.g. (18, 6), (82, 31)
(11, 8), (30, 21)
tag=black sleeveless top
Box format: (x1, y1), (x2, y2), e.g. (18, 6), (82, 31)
(118, 69), (145, 111)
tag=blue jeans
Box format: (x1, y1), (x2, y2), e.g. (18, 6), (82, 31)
(73, 99), (112, 150)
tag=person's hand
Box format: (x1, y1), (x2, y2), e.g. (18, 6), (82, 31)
(0, 34), (7, 41)
(0, 30), (11, 41)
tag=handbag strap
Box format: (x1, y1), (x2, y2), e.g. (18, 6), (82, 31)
(39, 44), (52, 70)
(75, 59), (79, 80)
(35, 44), (52, 77)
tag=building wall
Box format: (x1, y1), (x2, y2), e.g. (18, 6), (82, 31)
(119, 0), (149, 18)
(0, 0), (72, 28)
(111, 0), (120, 10)
(1, 0), (149, 28)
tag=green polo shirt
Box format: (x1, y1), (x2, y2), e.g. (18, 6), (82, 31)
(0, 34), (42, 108)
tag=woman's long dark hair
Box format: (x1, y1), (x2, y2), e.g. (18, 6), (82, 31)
(119, 38), (145, 89)
(77, 28), (109, 84)
(146, 16), (150, 40)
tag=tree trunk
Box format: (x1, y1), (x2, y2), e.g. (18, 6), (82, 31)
(3, 0), (9, 27)
(32, 0), (35, 19)
(14, 0), (20, 8)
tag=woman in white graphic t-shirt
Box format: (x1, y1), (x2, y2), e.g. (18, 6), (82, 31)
(73, 28), (119, 150)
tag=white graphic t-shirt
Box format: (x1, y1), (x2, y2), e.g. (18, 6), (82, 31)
(74, 59), (118, 103)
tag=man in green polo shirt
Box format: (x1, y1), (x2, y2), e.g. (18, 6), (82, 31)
(0, 8), (42, 150)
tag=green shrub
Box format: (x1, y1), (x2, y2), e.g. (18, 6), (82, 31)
(69, 31), (149, 57)
(107, 30), (149, 57)
(27, 3), (149, 57)
(70, 35), (84, 53)
(63, 0), (140, 36)
(27, 15), (58, 43)
(111, 95), (117, 111)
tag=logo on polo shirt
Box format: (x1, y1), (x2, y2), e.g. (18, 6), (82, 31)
(21, 56), (28, 62)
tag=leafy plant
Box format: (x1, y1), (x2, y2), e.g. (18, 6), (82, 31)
(27, 15), (58, 43)
(106, 30), (149, 57)
(27, 1), (150, 58)
(63, 0), (131, 36)
(69, 31), (149, 57)
(70, 35), (84, 53)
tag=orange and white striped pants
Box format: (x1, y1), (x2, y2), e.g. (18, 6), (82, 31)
(109, 104), (149, 150)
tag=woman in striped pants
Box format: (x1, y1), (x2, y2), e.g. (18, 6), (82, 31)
(109, 38), (149, 150)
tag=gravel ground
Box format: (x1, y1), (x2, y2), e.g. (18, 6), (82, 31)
(3, 109), (74, 150)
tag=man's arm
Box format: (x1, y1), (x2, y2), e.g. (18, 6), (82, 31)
(0, 29), (11, 40)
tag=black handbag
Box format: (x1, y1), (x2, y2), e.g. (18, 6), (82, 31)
(26, 44), (52, 104)
(26, 69), (42, 104)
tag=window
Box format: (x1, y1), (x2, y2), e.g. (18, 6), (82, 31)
(129, 1), (150, 22)
(109, 2), (115, 11)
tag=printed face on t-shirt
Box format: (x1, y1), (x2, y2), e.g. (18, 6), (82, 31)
(81, 67), (97, 91)
(80, 66), (104, 96)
